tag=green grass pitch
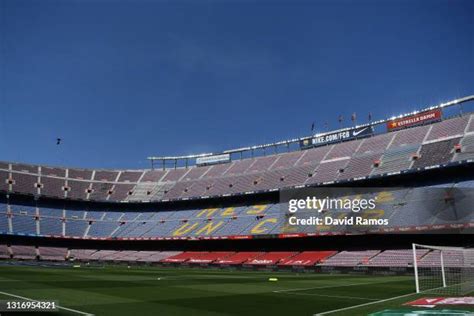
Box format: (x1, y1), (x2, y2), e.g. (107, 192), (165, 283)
(0, 265), (473, 315)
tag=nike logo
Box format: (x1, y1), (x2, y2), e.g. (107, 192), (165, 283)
(352, 127), (369, 136)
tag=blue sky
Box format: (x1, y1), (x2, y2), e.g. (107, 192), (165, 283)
(1, 0), (473, 169)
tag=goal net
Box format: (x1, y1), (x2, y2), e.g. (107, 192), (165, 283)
(413, 243), (474, 295)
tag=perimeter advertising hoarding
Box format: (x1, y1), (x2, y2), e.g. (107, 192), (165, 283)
(300, 126), (374, 149)
(387, 109), (442, 131)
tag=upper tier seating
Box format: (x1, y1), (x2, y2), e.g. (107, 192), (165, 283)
(371, 144), (419, 175)
(1, 114), (473, 202)
(453, 133), (474, 162)
(389, 124), (430, 148)
(425, 115), (469, 141)
(412, 138), (460, 169)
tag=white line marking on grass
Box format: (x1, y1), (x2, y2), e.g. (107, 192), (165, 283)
(0, 290), (94, 316)
(273, 278), (405, 293)
(154, 274), (259, 280)
(313, 292), (418, 315)
(313, 282), (467, 315)
(282, 292), (382, 301)
(274, 282), (372, 293)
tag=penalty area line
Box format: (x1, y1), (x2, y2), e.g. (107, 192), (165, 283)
(313, 291), (418, 315)
(273, 278), (407, 293)
(280, 292), (382, 301)
(0, 290), (94, 316)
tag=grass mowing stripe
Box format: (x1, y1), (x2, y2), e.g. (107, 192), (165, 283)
(0, 290), (94, 316)
(0, 265), (449, 316)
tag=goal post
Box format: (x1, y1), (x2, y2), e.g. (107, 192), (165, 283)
(412, 243), (474, 295)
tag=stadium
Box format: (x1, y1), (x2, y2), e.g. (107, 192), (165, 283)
(2, 95), (474, 315)
(2, 1), (474, 315)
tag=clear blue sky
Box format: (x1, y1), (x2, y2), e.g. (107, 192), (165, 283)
(1, 0), (473, 169)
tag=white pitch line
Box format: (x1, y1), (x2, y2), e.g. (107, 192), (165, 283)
(153, 274), (258, 280)
(313, 291), (417, 315)
(274, 282), (373, 293)
(273, 278), (406, 293)
(0, 290), (94, 316)
(314, 281), (473, 315)
(281, 292), (382, 301)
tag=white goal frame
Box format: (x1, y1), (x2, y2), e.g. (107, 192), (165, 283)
(412, 243), (474, 295)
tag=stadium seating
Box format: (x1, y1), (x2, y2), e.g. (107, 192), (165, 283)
(40, 177), (66, 198)
(0, 244), (11, 259)
(215, 252), (263, 265)
(453, 133), (474, 162)
(161, 252), (200, 263)
(2, 177), (474, 239)
(0, 171), (9, 192)
(278, 251), (337, 266)
(367, 249), (428, 267)
(69, 249), (98, 260)
(245, 252), (297, 265)
(425, 115), (469, 141)
(320, 250), (380, 266)
(2, 248), (474, 270)
(1, 114), (474, 203)
(419, 249), (467, 267)
(137, 251), (182, 263)
(412, 138), (460, 169)
(325, 139), (362, 160)
(38, 247), (68, 261)
(371, 144), (419, 175)
(307, 158), (349, 184)
(339, 153), (380, 179)
(389, 124), (430, 148)
(10, 245), (37, 259)
(12, 215), (37, 235)
(162, 252), (236, 264)
(1, 113), (474, 245)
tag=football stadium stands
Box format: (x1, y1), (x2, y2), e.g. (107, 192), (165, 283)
(1, 177), (474, 240)
(367, 249), (428, 267)
(215, 252), (263, 265)
(3, 247), (471, 270)
(244, 252), (297, 265)
(2, 98), (474, 277)
(38, 246), (68, 261)
(0, 112), (472, 204)
(320, 250), (380, 266)
(10, 245), (37, 260)
(0, 244), (10, 259)
(278, 251), (336, 266)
